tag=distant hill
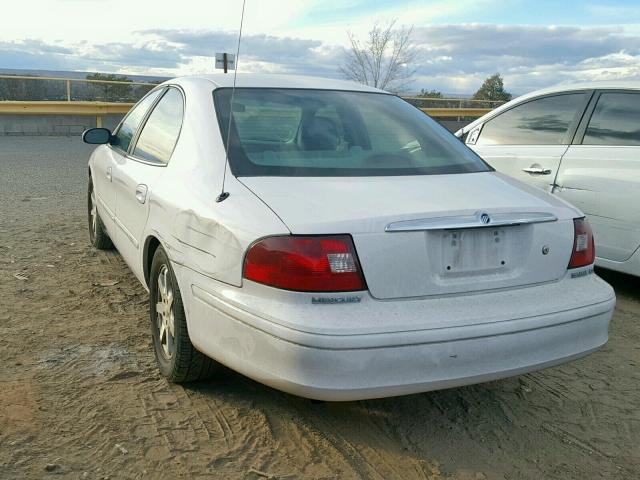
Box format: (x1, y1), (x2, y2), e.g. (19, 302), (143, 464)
(0, 68), (168, 84)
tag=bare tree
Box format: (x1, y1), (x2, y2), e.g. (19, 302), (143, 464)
(339, 21), (417, 93)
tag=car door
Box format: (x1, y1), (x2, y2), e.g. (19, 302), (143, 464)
(91, 145), (118, 236)
(113, 86), (185, 282)
(554, 90), (640, 263)
(466, 92), (592, 192)
(101, 89), (164, 241)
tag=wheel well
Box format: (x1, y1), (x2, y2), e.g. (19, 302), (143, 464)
(143, 236), (161, 287)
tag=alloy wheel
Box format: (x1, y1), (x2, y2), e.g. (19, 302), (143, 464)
(155, 265), (176, 359)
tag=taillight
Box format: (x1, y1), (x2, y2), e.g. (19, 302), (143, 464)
(568, 218), (595, 269)
(243, 235), (366, 292)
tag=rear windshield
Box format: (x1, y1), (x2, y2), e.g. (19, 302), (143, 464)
(213, 88), (490, 177)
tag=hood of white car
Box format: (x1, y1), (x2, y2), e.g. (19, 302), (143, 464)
(239, 171), (578, 235)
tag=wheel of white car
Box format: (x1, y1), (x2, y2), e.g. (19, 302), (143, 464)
(149, 246), (220, 383)
(88, 178), (114, 250)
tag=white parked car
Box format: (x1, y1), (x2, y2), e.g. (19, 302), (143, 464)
(456, 82), (640, 277)
(83, 74), (615, 401)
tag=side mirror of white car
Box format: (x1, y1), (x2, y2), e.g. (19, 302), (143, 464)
(82, 128), (111, 144)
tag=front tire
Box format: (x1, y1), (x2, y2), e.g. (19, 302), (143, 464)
(88, 178), (114, 250)
(150, 246), (219, 383)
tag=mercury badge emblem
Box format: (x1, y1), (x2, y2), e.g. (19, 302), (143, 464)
(479, 212), (491, 224)
(312, 296), (362, 305)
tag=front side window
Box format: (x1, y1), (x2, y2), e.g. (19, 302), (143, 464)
(110, 89), (163, 152)
(583, 92), (640, 146)
(133, 88), (184, 164)
(213, 88), (490, 177)
(476, 93), (587, 146)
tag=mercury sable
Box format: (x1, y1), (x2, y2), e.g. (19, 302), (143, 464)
(82, 74), (615, 401)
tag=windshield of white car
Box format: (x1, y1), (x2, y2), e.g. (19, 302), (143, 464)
(213, 88), (491, 177)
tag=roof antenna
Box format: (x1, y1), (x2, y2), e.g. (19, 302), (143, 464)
(216, 0), (247, 203)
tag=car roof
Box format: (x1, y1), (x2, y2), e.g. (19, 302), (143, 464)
(460, 80), (640, 133)
(167, 73), (389, 94)
(515, 80), (640, 98)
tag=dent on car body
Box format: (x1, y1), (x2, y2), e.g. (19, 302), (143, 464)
(172, 209), (243, 279)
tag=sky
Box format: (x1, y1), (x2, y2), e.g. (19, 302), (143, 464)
(2, 0), (640, 94)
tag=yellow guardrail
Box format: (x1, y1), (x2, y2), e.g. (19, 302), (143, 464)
(0, 102), (494, 116)
(0, 101), (134, 127)
(0, 101), (134, 114)
(0, 101), (492, 124)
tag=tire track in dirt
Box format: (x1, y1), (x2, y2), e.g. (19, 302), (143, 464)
(260, 395), (449, 480)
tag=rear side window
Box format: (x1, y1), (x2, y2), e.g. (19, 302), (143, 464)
(213, 88), (490, 177)
(133, 88), (184, 164)
(583, 92), (640, 146)
(476, 93), (587, 146)
(110, 89), (163, 153)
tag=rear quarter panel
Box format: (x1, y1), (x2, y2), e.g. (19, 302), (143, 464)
(141, 78), (289, 291)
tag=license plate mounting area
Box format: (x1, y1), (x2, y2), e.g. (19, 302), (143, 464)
(441, 228), (507, 274)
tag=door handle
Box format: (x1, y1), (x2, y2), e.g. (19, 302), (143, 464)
(135, 184), (148, 204)
(522, 166), (552, 175)
(106, 167), (112, 181)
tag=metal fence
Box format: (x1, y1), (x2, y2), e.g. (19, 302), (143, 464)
(402, 96), (504, 109)
(0, 75), (504, 128)
(0, 75), (157, 102)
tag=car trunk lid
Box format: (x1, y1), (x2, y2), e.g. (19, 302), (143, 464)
(239, 172), (578, 299)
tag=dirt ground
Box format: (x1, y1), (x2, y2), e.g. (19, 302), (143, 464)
(1, 136), (639, 480)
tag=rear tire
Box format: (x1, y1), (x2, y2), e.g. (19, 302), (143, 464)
(150, 246), (219, 383)
(88, 178), (114, 250)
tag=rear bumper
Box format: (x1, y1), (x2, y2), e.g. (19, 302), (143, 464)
(179, 269), (615, 401)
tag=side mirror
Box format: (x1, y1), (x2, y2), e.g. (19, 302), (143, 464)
(82, 128), (111, 144)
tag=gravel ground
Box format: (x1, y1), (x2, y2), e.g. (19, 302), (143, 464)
(1, 136), (639, 480)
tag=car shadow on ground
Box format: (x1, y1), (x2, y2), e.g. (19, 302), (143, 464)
(596, 267), (640, 301)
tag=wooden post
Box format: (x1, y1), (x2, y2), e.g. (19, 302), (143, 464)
(66, 80), (71, 101)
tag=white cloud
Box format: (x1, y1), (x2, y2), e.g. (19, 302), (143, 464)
(4, 2), (640, 95)
(0, 0), (309, 43)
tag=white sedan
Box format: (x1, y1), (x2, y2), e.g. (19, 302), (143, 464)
(83, 74), (615, 401)
(456, 82), (640, 277)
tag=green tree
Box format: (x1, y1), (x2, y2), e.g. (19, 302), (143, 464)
(473, 73), (512, 102)
(418, 88), (442, 98)
(85, 73), (133, 102)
